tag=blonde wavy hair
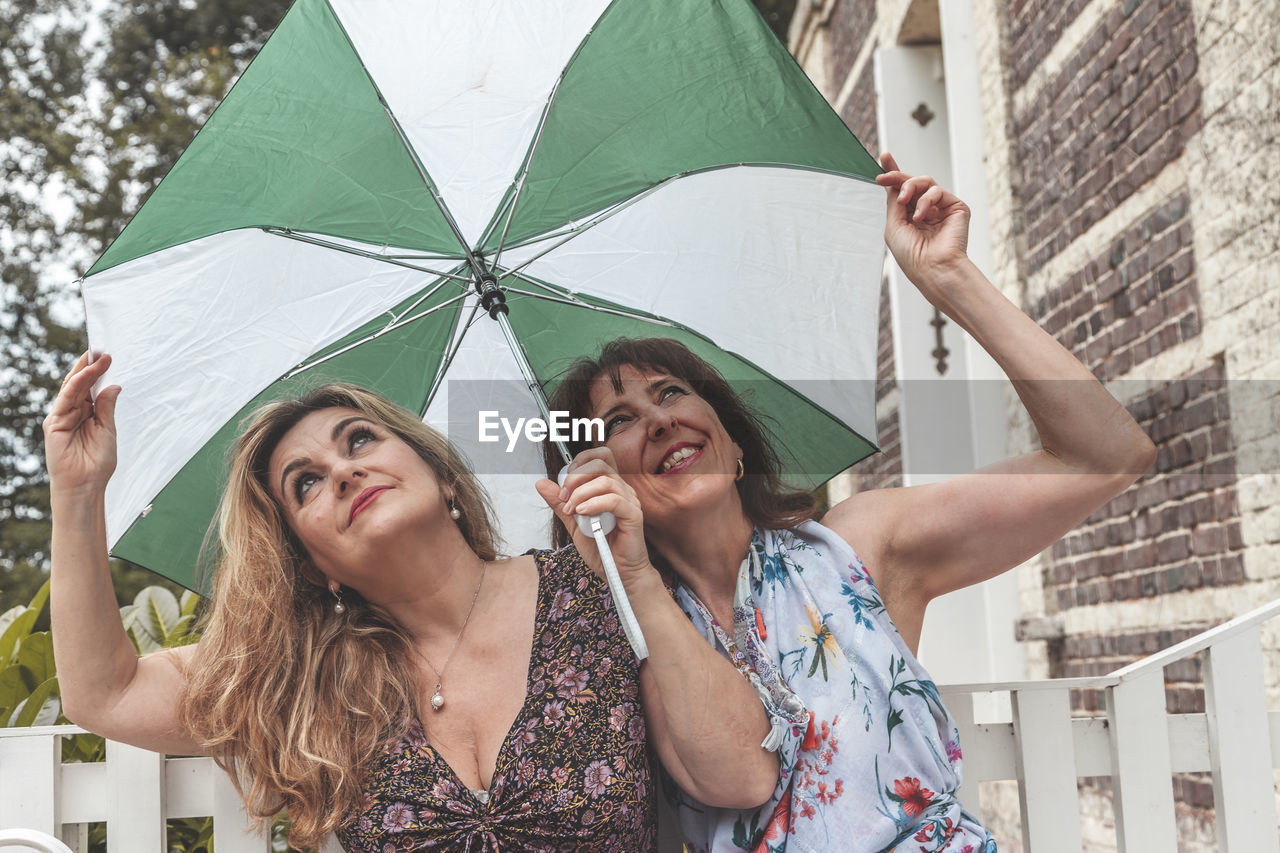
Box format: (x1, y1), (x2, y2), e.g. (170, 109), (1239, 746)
(178, 384), (498, 847)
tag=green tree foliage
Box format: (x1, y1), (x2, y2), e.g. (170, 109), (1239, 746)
(1, 0), (288, 611)
(1, 0), (91, 604)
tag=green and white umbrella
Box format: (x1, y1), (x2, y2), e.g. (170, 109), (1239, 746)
(82, 0), (884, 651)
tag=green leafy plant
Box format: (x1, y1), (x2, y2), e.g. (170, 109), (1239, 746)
(0, 580), (59, 727)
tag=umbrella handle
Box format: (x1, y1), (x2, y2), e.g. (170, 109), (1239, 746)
(555, 469), (647, 660)
(590, 522), (649, 661)
(556, 467), (617, 536)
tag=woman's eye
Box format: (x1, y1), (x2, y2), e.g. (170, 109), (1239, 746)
(293, 472), (320, 502)
(349, 427), (376, 451)
(604, 414), (630, 437)
(660, 384), (688, 401)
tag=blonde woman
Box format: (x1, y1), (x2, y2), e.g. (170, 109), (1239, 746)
(45, 360), (777, 850)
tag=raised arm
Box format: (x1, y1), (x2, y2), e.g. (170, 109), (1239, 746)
(45, 352), (203, 755)
(824, 154), (1157, 650)
(537, 453), (778, 810)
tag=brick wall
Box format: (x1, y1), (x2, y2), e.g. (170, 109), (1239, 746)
(1004, 0), (1093, 89)
(1012, 0), (1202, 277)
(828, 0), (875, 89)
(1032, 191), (1200, 381)
(840, 61), (879, 156)
(791, 0), (1278, 845)
(1043, 360), (1243, 681)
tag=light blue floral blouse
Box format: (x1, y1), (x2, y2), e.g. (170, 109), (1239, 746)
(666, 521), (997, 853)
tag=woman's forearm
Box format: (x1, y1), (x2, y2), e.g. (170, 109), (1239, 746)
(625, 570), (778, 809)
(49, 487), (144, 730)
(927, 258), (1155, 475)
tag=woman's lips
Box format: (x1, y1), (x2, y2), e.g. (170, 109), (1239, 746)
(349, 486), (390, 523)
(656, 444), (703, 475)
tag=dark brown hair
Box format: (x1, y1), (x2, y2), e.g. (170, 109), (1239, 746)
(543, 338), (815, 548)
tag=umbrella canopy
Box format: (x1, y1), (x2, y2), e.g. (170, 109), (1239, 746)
(82, 0), (885, 594)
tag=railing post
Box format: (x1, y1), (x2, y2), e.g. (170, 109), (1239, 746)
(1107, 670), (1178, 851)
(211, 767), (267, 853)
(948, 690), (982, 816)
(0, 731), (62, 834)
(105, 740), (164, 851)
(1204, 626), (1280, 853)
(1011, 687), (1082, 853)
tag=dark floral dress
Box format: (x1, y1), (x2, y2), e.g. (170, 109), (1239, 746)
(336, 547), (656, 852)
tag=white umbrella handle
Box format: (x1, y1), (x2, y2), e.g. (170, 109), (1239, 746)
(555, 469), (647, 659)
(589, 520), (649, 661)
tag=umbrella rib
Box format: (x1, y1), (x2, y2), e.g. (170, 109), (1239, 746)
(282, 292), (471, 380)
(263, 227), (472, 283)
(419, 297), (483, 419)
(378, 102), (489, 279)
(495, 184), (669, 280)
(504, 287), (678, 328)
(495, 160), (879, 266)
(487, 73), (565, 269)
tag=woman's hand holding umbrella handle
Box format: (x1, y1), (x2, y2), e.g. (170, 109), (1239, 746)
(556, 467), (616, 537)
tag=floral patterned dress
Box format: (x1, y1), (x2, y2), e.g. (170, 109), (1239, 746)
(337, 547), (656, 852)
(666, 521), (996, 853)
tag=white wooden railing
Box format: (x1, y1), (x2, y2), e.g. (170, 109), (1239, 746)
(942, 597), (1280, 852)
(1, 601), (1277, 851)
(0, 730), (342, 852)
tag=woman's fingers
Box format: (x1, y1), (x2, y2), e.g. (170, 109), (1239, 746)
(535, 478), (571, 521)
(557, 448), (622, 498)
(562, 473), (636, 516)
(47, 353), (111, 424)
(914, 185), (945, 222)
(93, 384), (122, 433)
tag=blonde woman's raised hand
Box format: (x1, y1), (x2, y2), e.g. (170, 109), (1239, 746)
(875, 152), (972, 302)
(43, 352), (123, 496)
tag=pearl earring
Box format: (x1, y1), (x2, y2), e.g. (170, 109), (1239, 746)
(330, 585), (346, 615)
(449, 499), (462, 520)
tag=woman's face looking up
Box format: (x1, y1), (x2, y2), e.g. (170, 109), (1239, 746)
(267, 406), (450, 587)
(588, 364), (743, 533)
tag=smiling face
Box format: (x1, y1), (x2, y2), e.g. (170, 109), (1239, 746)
(266, 406), (453, 589)
(589, 365), (744, 533)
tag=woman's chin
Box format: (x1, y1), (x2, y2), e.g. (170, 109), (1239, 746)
(644, 474), (742, 527)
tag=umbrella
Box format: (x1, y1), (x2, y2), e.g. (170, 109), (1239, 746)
(80, 0), (886, 659)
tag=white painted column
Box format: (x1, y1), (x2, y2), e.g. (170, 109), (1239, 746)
(105, 741), (164, 851)
(875, 20), (1025, 714)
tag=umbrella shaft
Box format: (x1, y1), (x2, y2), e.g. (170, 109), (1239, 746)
(492, 308), (572, 467)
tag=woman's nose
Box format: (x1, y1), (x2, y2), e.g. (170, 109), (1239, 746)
(645, 409), (678, 439)
(334, 462), (366, 494)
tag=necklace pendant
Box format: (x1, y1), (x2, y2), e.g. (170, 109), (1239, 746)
(430, 690), (445, 711)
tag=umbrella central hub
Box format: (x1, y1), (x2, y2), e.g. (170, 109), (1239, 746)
(470, 260), (508, 319)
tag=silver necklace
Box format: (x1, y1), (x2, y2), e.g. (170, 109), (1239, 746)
(416, 561), (487, 712)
